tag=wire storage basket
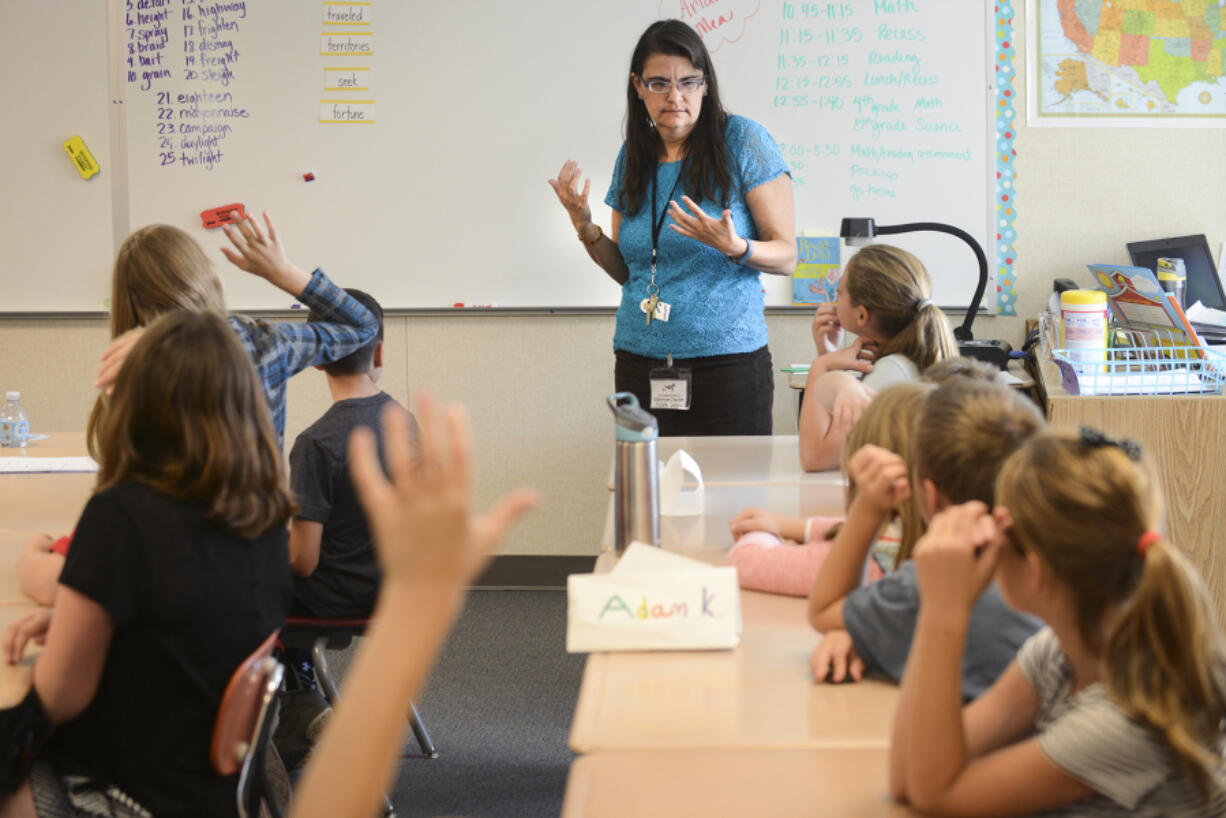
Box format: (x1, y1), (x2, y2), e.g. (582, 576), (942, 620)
(1052, 327), (1226, 396)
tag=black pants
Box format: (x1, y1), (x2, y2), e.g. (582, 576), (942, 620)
(614, 345), (774, 436)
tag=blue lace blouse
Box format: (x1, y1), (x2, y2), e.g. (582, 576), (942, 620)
(604, 115), (790, 359)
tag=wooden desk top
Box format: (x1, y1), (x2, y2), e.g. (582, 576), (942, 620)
(0, 472), (95, 533)
(0, 531), (43, 606)
(0, 432), (88, 458)
(563, 748), (913, 818)
(601, 481), (845, 554)
(569, 589), (898, 753)
(607, 436), (845, 489)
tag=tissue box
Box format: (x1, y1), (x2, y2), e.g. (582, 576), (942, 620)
(566, 544), (741, 652)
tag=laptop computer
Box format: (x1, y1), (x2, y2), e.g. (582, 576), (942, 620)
(1126, 234), (1225, 310)
(1126, 234), (1226, 342)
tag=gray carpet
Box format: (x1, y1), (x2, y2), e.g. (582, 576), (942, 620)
(322, 590), (584, 818)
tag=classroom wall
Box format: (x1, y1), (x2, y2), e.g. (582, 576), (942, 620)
(3, 4), (1222, 555)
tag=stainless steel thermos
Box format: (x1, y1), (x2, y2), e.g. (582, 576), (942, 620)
(608, 392), (659, 554)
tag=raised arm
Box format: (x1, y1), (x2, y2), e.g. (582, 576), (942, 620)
(549, 161), (631, 286)
(807, 445), (907, 630)
(890, 503), (1091, 814)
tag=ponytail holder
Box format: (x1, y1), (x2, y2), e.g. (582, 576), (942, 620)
(1079, 426), (1142, 461)
(1137, 530), (1161, 557)
(914, 298), (933, 314)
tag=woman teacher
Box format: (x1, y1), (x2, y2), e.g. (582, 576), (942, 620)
(549, 19), (797, 436)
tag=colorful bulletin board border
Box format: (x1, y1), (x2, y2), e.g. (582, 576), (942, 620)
(995, 3), (1019, 316)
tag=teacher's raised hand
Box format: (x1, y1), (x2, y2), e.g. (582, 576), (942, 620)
(548, 160), (593, 231)
(667, 194), (745, 258)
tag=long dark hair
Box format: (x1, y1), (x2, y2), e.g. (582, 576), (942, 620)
(95, 311), (297, 538)
(620, 19), (731, 215)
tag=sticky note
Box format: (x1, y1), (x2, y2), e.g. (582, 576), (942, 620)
(64, 136), (100, 179)
(201, 204), (247, 229)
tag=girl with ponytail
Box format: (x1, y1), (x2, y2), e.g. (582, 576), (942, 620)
(800, 244), (956, 471)
(890, 427), (1226, 816)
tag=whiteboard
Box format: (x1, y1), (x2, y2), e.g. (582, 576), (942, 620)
(8, 0), (997, 312)
(1, 1), (115, 313)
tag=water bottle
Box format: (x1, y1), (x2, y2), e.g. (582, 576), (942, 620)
(608, 392), (659, 555)
(0, 391), (30, 448)
(1156, 257), (1187, 310)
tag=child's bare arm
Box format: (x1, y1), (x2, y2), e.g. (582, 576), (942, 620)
(808, 445), (909, 630)
(17, 534), (64, 607)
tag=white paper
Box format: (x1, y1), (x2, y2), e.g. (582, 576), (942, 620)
(1186, 301), (1226, 328)
(566, 544), (741, 653)
(659, 449), (703, 516)
(0, 456), (98, 474)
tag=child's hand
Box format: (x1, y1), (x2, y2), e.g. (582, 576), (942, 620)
(22, 533), (55, 557)
(219, 210), (311, 296)
(3, 609), (52, 665)
(819, 337), (875, 376)
(729, 507), (785, 539)
(847, 444), (911, 515)
(93, 327), (146, 392)
(810, 629), (865, 683)
(812, 304), (843, 356)
(349, 395), (540, 593)
(913, 502), (1005, 614)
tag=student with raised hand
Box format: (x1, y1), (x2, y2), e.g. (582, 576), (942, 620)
(17, 211), (377, 607)
(892, 429), (1226, 816)
(808, 378), (1043, 696)
(289, 395), (539, 818)
(92, 210), (377, 446)
(800, 244), (956, 471)
(1, 311), (295, 817)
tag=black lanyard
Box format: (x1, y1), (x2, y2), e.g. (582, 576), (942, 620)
(650, 162), (684, 273)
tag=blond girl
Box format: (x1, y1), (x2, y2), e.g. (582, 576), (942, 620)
(725, 382), (929, 597)
(808, 378), (1043, 693)
(892, 428), (1226, 815)
(800, 244), (956, 471)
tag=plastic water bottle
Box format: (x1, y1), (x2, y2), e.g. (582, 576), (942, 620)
(0, 391), (29, 448)
(608, 392), (659, 555)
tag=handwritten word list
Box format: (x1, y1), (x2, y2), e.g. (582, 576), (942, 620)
(319, 2), (375, 124)
(125, 0), (248, 171)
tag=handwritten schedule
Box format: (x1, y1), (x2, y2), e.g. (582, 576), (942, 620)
(125, 0), (248, 171)
(769, 0), (983, 206)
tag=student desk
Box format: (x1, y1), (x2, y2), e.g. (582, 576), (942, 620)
(0, 531), (44, 605)
(1034, 357), (1226, 618)
(609, 435), (846, 488)
(562, 748), (911, 817)
(0, 433), (94, 533)
(600, 482), (845, 554)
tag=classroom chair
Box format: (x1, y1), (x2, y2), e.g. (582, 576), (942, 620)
(211, 630), (285, 818)
(282, 615), (439, 759)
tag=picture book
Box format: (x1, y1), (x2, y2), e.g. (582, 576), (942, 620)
(1088, 263), (1203, 348)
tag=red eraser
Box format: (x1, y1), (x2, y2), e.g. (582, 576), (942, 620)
(303, 171), (316, 182)
(201, 203), (247, 229)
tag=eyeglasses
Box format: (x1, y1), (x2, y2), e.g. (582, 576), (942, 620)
(639, 76), (706, 94)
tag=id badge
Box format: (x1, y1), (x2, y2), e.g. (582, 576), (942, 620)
(649, 364), (692, 410)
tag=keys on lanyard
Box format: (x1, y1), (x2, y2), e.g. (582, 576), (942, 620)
(642, 293), (659, 326)
(643, 163), (683, 329)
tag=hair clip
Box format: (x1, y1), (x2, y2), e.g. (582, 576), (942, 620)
(1079, 426), (1142, 461)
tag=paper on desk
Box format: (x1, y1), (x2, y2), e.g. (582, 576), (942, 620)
(1186, 301), (1226, 327)
(660, 449), (703, 516)
(0, 456), (98, 474)
(567, 544), (742, 653)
